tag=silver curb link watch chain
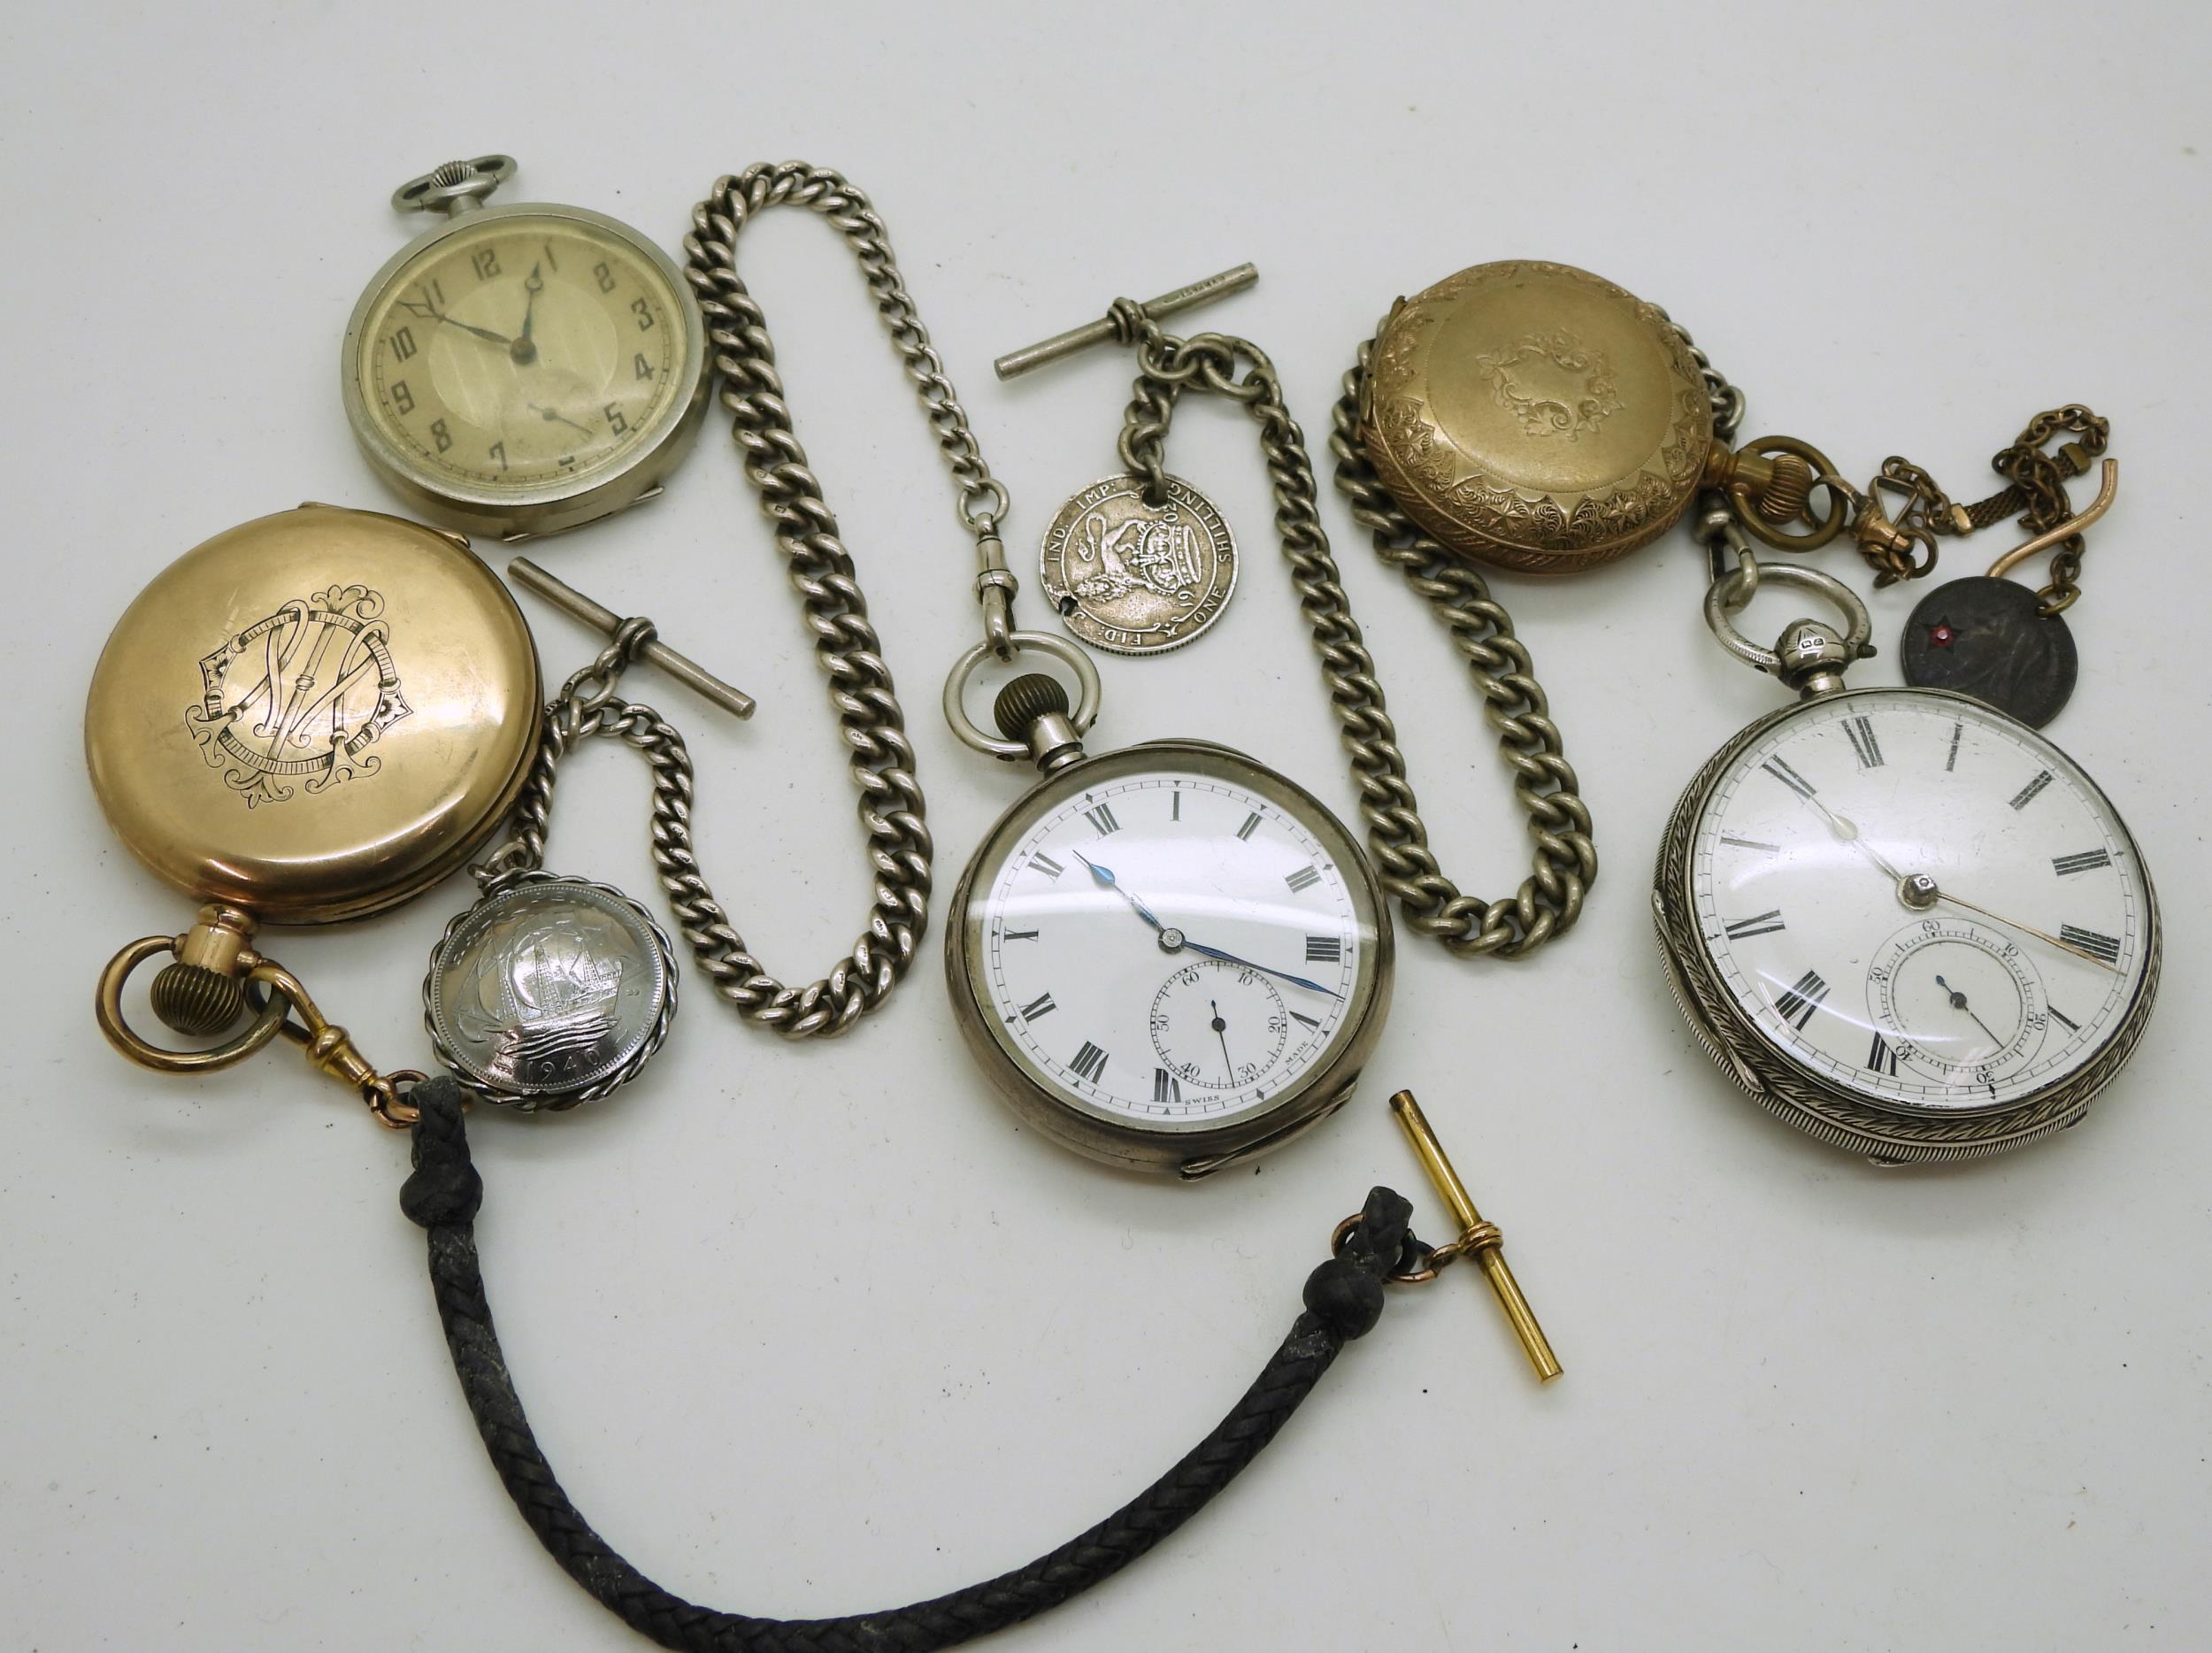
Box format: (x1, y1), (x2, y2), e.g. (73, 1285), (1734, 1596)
(1327, 305), (1742, 957)
(664, 161), (1015, 1034)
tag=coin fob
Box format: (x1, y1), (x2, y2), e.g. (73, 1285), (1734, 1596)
(947, 740), (1393, 1176)
(84, 505), (542, 925)
(341, 169), (709, 540)
(1654, 685), (2158, 1161)
(1361, 260), (1715, 573)
(426, 873), (677, 1111)
(1039, 473), (1238, 655)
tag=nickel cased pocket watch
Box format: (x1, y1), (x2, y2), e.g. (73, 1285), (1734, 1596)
(341, 156), (708, 542)
(1654, 561), (2160, 1162)
(946, 672), (1393, 1177)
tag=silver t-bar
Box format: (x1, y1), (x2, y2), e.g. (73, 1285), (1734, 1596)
(994, 263), (1258, 380)
(508, 558), (757, 720)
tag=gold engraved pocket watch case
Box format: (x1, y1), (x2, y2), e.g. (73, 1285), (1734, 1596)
(84, 505), (542, 925)
(1360, 260), (1715, 573)
(341, 160), (710, 542)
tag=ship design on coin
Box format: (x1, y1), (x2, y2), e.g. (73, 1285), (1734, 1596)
(183, 583), (411, 807)
(426, 874), (675, 1109)
(1040, 473), (1236, 655)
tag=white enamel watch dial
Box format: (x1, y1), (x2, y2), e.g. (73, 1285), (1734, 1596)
(950, 741), (1391, 1175)
(1659, 685), (2159, 1159)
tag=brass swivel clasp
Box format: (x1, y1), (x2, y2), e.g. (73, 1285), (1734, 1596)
(96, 904), (422, 1128)
(1701, 434), (1972, 582)
(1334, 1088), (1562, 1382)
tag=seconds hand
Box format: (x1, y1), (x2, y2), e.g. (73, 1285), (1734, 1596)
(1210, 1000), (1235, 1085)
(1933, 973), (2007, 1049)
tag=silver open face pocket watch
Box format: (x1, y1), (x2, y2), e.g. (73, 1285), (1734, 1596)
(944, 664), (1393, 1178)
(341, 156), (708, 540)
(1654, 555), (2160, 1163)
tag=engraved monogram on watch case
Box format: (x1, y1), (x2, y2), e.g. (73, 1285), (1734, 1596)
(185, 583), (411, 808)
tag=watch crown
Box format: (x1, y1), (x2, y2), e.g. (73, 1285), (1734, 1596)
(993, 673), (1086, 773)
(992, 672), (1071, 742)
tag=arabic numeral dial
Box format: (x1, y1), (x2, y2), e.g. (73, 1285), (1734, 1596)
(355, 211), (685, 494)
(1686, 688), (2154, 1118)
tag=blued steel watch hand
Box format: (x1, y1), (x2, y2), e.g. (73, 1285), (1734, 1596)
(1073, 850), (1340, 997)
(1210, 1000), (1235, 1082)
(1071, 851), (1164, 930)
(521, 265), (542, 343)
(1179, 938), (1342, 999)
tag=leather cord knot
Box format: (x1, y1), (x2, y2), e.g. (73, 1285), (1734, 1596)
(399, 1076), (481, 1230)
(1303, 1186), (1413, 1340)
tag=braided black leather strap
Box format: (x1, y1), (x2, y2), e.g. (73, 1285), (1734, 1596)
(400, 1077), (1416, 1651)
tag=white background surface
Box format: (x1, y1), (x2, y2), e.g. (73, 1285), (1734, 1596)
(3, 4), (2207, 1649)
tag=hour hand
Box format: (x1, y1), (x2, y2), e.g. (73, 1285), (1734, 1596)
(1071, 851), (1164, 930)
(1799, 796), (1908, 883)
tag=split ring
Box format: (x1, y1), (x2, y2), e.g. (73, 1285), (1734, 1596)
(941, 629), (1102, 759)
(96, 936), (291, 1075)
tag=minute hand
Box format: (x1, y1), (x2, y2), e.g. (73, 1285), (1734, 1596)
(1179, 938), (1342, 999)
(1932, 889), (2122, 974)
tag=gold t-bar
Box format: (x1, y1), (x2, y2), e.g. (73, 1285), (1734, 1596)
(1389, 1089), (1563, 1382)
(994, 264), (1258, 380)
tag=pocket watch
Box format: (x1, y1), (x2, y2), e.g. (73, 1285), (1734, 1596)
(1351, 258), (2093, 591)
(1357, 260), (1727, 573)
(1654, 556), (2160, 1162)
(89, 504), (542, 1116)
(341, 156), (708, 541)
(944, 667), (1393, 1177)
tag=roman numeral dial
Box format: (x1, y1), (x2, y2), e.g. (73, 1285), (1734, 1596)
(969, 764), (1377, 1135)
(1684, 690), (2154, 1118)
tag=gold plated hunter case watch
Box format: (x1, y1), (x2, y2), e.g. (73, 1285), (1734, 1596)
(1357, 259), (1837, 574)
(89, 505), (543, 1114)
(342, 156), (709, 541)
